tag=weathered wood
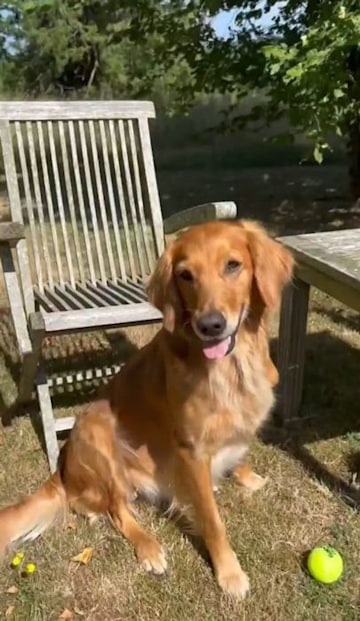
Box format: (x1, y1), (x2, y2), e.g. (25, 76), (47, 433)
(89, 120), (117, 280)
(68, 120), (96, 281)
(18, 311), (44, 404)
(138, 118), (165, 257)
(15, 121), (44, 289)
(48, 363), (122, 390)
(99, 120), (127, 280)
(79, 120), (106, 282)
(128, 120), (154, 272)
(0, 121), (34, 314)
(297, 265), (360, 313)
(48, 121), (76, 285)
(58, 121), (85, 282)
(55, 416), (76, 433)
(0, 222), (25, 242)
(26, 122), (53, 287)
(38, 302), (162, 334)
(277, 279), (310, 423)
(109, 119), (136, 279)
(163, 201), (238, 235)
(0, 101), (156, 121)
(118, 120), (147, 277)
(36, 366), (59, 472)
(0, 245), (32, 356)
(280, 229), (360, 294)
(0, 99), (241, 470)
(277, 227), (360, 423)
(37, 121), (64, 285)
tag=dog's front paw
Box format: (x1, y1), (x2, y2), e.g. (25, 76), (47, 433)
(136, 536), (168, 575)
(216, 553), (250, 599)
(234, 465), (267, 492)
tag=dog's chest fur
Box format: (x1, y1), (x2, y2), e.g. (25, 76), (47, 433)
(193, 343), (275, 466)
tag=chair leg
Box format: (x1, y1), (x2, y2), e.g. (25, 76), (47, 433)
(17, 350), (41, 404)
(277, 278), (310, 424)
(18, 319), (44, 404)
(36, 365), (59, 473)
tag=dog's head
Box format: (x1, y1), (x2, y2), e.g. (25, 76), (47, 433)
(147, 220), (294, 359)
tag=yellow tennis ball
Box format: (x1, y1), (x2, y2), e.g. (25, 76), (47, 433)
(24, 562), (36, 575)
(307, 546), (343, 584)
(10, 552), (25, 568)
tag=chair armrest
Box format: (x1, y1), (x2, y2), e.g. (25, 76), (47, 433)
(163, 201), (237, 235)
(0, 222), (25, 244)
(0, 244), (32, 357)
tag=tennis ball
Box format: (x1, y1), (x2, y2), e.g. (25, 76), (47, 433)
(10, 552), (24, 568)
(24, 562), (36, 575)
(307, 546), (343, 584)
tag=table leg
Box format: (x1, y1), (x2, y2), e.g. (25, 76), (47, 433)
(277, 277), (310, 423)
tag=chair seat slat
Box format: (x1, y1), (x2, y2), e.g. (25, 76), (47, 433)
(86, 281), (122, 306)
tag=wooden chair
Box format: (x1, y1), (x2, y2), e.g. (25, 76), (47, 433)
(0, 100), (237, 472)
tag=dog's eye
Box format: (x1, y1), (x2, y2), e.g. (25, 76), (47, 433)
(178, 269), (193, 282)
(224, 259), (242, 274)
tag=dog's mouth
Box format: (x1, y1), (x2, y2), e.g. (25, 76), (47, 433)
(201, 332), (236, 360)
(183, 305), (247, 360)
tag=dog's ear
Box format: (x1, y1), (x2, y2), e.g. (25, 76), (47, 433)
(146, 242), (182, 333)
(241, 220), (294, 309)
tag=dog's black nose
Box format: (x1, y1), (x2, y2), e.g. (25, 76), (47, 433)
(196, 311), (226, 338)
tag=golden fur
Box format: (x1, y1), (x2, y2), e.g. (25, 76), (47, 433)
(0, 220), (293, 599)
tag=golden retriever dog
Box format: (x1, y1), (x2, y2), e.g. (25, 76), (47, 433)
(0, 220), (293, 599)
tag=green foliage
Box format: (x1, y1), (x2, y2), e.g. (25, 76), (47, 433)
(1, 0), (360, 178)
(0, 0), (194, 102)
(130, 1), (360, 167)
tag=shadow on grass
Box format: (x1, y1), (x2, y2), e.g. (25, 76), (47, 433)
(0, 308), (138, 417)
(264, 329), (360, 509)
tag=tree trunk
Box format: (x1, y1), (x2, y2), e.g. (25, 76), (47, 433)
(347, 119), (360, 205)
(347, 46), (360, 221)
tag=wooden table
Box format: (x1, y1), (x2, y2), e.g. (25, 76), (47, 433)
(277, 228), (360, 423)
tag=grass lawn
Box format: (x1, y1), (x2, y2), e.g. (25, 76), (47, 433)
(0, 165), (359, 620)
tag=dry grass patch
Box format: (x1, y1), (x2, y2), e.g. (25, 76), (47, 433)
(0, 289), (359, 620)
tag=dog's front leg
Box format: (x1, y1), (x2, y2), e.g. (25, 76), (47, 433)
(174, 446), (250, 599)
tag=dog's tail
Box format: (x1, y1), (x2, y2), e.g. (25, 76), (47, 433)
(0, 472), (67, 554)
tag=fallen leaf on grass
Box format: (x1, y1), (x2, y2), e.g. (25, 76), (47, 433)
(70, 547), (94, 565)
(74, 607), (86, 617)
(59, 609), (73, 620)
(5, 586), (18, 595)
(5, 606), (15, 617)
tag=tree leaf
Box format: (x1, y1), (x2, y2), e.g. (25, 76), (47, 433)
(70, 547), (94, 565)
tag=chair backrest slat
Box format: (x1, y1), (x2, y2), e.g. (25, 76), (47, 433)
(68, 120), (96, 282)
(138, 118), (164, 258)
(48, 120), (76, 287)
(108, 119), (137, 280)
(78, 120), (107, 282)
(0, 101), (164, 291)
(118, 120), (147, 279)
(98, 120), (127, 281)
(0, 121), (34, 313)
(58, 121), (85, 282)
(15, 121), (44, 290)
(128, 120), (155, 273)
(37, 121), (64, 285)
(88, 120), (117, 281)
(26, 122), (54, 288)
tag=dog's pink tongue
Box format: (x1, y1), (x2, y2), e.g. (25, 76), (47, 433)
(202, 336), (231, 360)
